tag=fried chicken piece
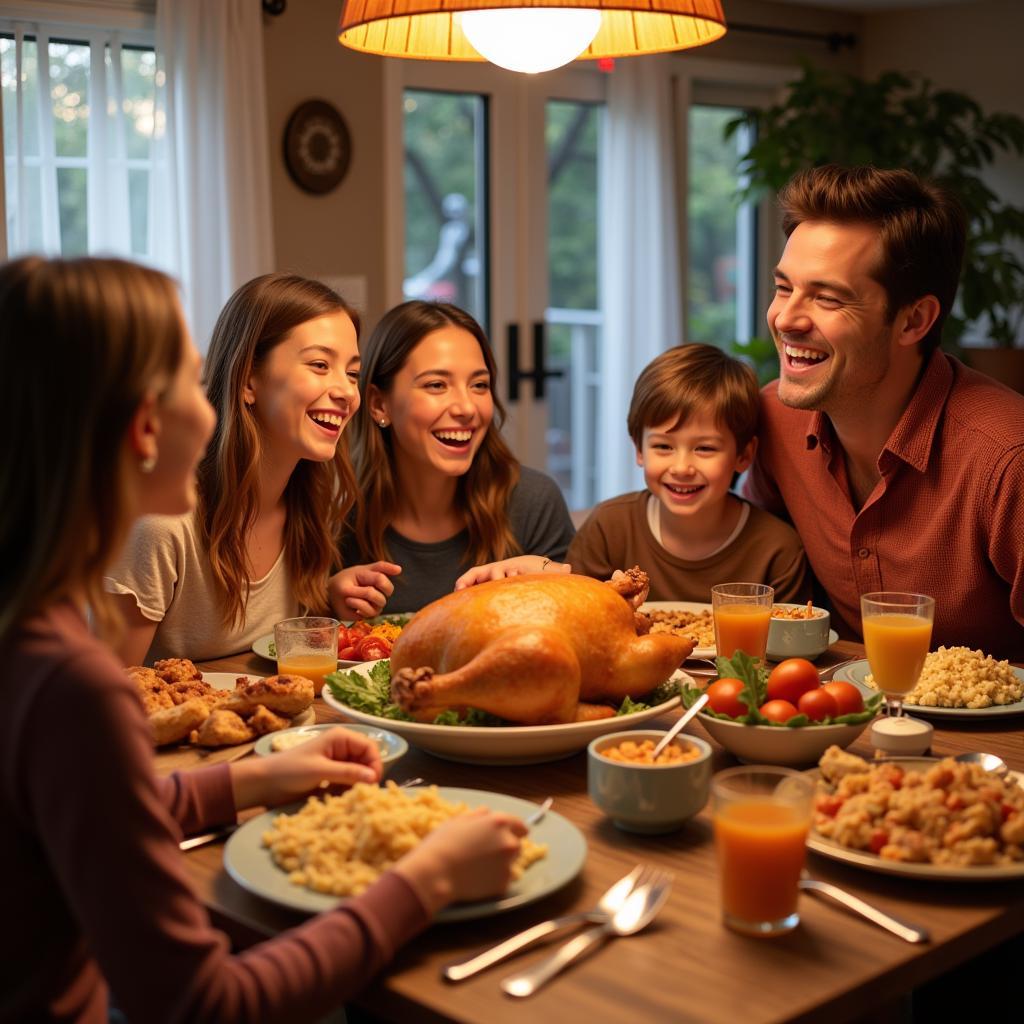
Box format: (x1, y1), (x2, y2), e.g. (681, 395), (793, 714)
(219, 675), (315, 717)
(149, 699), (210, 746)
(248, 704), (291, 736)
(190, 709), (254, 747)
(153, 658), (203, 685)
(128, 666), (175, 715)
(167, 678), (217, 705)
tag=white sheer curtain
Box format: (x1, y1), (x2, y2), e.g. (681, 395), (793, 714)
(597, 56), (683, 500)
(150, 0), (274, 348)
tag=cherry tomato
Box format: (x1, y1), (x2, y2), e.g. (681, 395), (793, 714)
(797, 687), (839, 722)
(822, 681), (864, 716)
(705, 677), (749, 718)
(760, 699), (799, 723)
(766, 658), (820, 705)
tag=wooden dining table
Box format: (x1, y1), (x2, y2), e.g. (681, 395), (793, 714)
(176, 642), (1024, 1024)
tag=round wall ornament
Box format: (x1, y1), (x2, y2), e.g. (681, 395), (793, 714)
(283, 99), (352, 194)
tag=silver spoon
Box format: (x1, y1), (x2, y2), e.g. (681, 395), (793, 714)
(651, 693), (709, 760)
(953, 752), (1009, 777)
(501, 871), (672, 997)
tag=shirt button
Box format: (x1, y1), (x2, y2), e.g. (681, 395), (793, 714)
(858, 547), (871, 559)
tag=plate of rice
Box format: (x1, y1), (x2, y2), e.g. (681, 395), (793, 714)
(223, 783), (586, 922)
(833, 647), (1024, 719)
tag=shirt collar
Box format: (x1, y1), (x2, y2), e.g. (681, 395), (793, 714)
(801, 350), (952, 470)
(882, 349), (952, 472)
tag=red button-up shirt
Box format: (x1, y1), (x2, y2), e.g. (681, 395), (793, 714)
(745, 352), (1024, 659)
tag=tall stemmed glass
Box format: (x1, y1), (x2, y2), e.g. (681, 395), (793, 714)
(860, 592), (935, 718)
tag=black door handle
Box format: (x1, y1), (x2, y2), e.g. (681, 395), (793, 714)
(506, 321), (564, 402)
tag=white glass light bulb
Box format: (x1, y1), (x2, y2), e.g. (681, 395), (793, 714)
(460, 8), (602, 75)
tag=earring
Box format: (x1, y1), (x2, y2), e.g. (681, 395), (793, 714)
(379, 418), (388, 428)
(140, 453), (157, 473)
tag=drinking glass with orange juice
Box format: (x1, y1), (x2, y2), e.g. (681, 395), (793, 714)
(861, 592), (934, 718)
(711, 765), (814, 936)
(711, 583), (774, 663)
(274, 616), (339, 696)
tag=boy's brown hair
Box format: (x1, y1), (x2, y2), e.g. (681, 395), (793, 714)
(778, 165), (966, 355)
(627, 343), (759, 452)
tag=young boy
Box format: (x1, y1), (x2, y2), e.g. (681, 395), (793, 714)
(568, 344), (810, 603)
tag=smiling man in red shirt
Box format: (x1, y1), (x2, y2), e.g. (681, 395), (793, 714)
(745, 165), (1024, 658)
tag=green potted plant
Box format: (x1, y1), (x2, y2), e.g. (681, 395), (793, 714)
(727, 64), (1024, 389)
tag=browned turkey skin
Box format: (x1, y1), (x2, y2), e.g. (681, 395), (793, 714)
(390, 571), (693, 725)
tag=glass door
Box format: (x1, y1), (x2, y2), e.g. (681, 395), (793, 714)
(392, 62), (604, 509)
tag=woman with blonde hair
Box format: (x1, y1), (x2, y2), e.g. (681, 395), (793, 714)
(108, 272), (398, 665)
(345, 300), (575, 613)
(0, 256), (527, 1021)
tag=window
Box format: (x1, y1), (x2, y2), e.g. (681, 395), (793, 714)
(687, 104), (757, 348)
(402, 89), (488, 327)
(1, 23), (156, 260)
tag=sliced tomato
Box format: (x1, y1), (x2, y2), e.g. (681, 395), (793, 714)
(339, 644), (360, 661)
(356, 636), (392, 661)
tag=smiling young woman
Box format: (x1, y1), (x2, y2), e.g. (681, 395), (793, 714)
(106, 273), (399, 665)
(345, 300), (575, 613)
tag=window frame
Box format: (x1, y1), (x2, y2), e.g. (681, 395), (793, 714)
(0, 3), (155, 259)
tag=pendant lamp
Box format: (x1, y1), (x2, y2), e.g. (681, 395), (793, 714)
(338, 1), (727, 74)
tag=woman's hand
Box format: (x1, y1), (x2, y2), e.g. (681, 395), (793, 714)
(454, 555), (571, 591)
(393, 808), (528, 914)
(328, 561), (401, 619)
(229, 727), (382, 810)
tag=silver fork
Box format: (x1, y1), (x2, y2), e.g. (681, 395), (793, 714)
(501, 870), (673, 997)
(442, 865), (647, 981)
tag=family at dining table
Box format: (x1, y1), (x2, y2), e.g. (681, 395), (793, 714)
(4, 162), (1023, 1022)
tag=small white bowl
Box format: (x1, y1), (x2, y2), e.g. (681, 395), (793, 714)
(767, 605), (832, 661)
(253, 722), (408, 775)
(698, 712), (873, 767)
(587, 729), (712, 834)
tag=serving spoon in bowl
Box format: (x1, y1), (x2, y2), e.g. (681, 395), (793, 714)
(651, 693), (709, 760)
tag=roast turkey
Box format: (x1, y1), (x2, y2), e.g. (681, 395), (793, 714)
(389, 570), (694, 725)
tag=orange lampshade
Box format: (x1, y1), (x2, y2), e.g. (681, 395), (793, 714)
(338, 0), (727, 62)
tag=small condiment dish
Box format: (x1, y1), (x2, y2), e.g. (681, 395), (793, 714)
(254, 722), (408, 775)
(587, 729), (712, 834)
(767, 605), (832, 661)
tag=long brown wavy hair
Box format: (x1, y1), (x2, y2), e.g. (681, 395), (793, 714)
(0, 256), (184, 644)
(197, 274), (361, 628)
(350, 300), (521, 566)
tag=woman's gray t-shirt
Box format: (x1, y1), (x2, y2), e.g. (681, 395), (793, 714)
(342, 467), (575, 614)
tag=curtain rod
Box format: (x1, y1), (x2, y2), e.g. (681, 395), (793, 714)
(730, 21), (857, 53)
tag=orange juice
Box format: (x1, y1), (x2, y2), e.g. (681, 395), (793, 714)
(713, 800), (809, 925)
(277, 654), (338, 695)
(714, 604), (771, 660)
(862, 613), (932, 694)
